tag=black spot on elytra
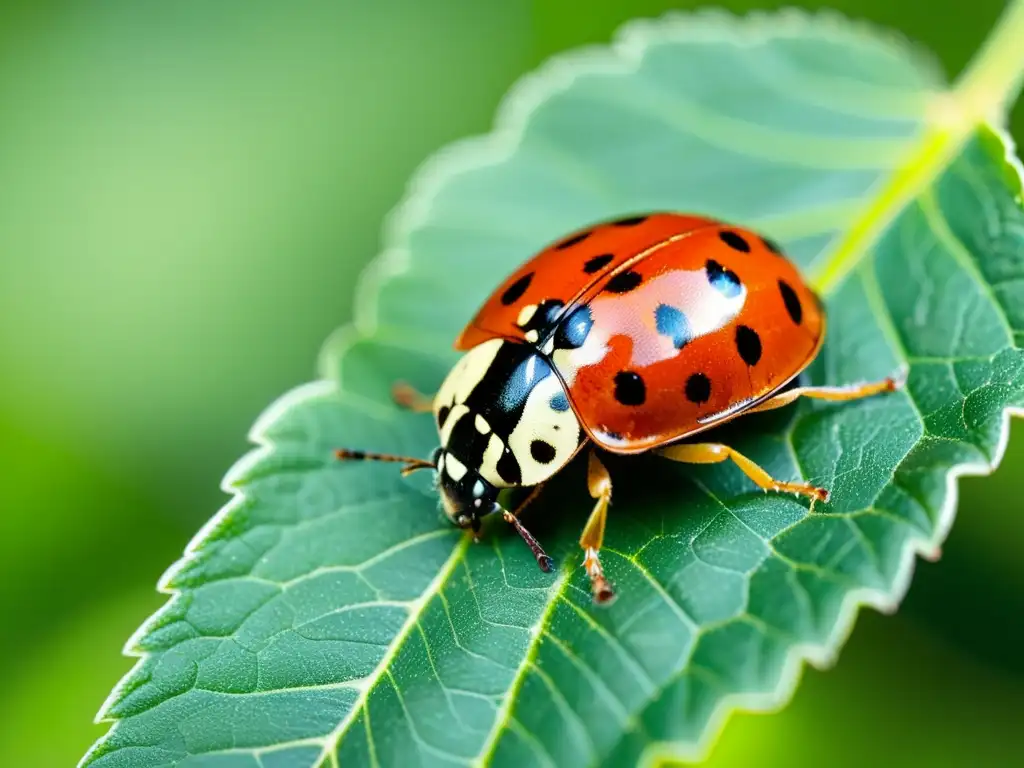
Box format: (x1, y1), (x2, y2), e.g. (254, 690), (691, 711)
(706, 259), (742, 298)
(604, 270), (643, 293)
(614, 371), (646, 406)
(556, 230), (591, 250)
(501, 273), (533, 305)
(686, 373), (711, 404)
(583, 253), (614, 273)
(779, 279), (803, 324)
(736, 325), (762, 366)
(655, 304), (693, 350)
(496, 449), (522, 485)
(612, 215), (648, 226)
(719, 230), (751, 253)
(530, 440), (557, 464)
(436, 405), (451, 430)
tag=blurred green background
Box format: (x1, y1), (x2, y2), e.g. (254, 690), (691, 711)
(0, 1), (1021, 765)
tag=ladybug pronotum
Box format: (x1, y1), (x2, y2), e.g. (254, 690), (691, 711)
(335, 212), (902, 604)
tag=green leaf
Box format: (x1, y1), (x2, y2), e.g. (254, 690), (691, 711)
(83, 7), (1024, 768)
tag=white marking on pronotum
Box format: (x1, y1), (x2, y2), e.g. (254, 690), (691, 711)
(439, 403), (469, 445)
(478, 433), (512, 488)
(435, 338), (504, 411)
(444, 453), (468, 482)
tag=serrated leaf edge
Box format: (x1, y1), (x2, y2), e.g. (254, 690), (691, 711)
(82, 6), (1024, 767)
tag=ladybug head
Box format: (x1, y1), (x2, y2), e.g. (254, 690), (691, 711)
(435, 450), (500, 532)
(434, 448), (554, 573)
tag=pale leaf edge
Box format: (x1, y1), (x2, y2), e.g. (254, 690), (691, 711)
(80, 7), (1023, 767)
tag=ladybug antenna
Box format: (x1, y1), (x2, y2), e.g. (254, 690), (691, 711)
(334, 448), (436, 476)
(501, 509), (554, 573)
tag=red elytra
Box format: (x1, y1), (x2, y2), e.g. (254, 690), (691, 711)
(456, 212), (826, 453)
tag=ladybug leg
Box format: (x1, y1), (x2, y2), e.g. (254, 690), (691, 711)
(391, 381), (435, 413)
(502, 505), (555, 573)
(659, 443), (829, 504)
(498, 484), (556, 571)
(745, 371), (905, 415)
(579, 450), (616, 605)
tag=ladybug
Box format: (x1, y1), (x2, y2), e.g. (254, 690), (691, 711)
(335, 212), (902, 604)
